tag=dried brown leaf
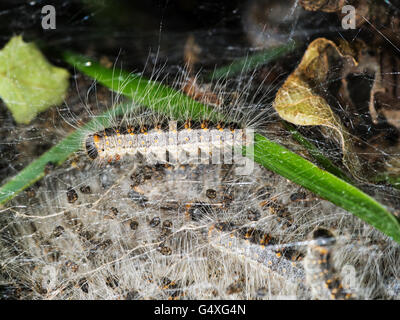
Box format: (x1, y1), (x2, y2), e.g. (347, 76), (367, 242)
(273, 38), (362, 175)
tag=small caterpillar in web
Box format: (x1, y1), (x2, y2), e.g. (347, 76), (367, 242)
(84, 118), (254, 167)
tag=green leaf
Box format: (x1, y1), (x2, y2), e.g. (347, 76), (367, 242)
(0, 36), (69, 124)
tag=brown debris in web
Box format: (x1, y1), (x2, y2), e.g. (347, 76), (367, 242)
(299, 0), (345, 13)
(181, 34), (223, 107)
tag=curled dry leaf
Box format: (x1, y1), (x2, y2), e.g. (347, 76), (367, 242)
(273, 38), (362, 176)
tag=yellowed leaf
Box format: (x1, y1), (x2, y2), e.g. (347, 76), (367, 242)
(273, 38), (361, 176)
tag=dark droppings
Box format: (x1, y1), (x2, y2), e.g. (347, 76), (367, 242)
(226, 281), (244, 294)
(78, 278), (89, 294)
(290, 191), (307, 202)
(129, 220), (139, 230)
(79, 185), (91, 194)
(65, 260), (79, 272)
(52, 225), (65, 238)
(106, 276), (119, 289)
(206, 188), (217, 199)
(158, 245), (172, 256)
(110, 207), (119, 217)
(162, 220), (173, 229)
(66, 188), (78, 204)
(149, 217), (161, 227)
(125, 290), (139, 300)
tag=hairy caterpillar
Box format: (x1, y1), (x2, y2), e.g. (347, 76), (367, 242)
(303, 229), (355, 300)
(208, 223), (309, 298)
(85, 120), (253, 167)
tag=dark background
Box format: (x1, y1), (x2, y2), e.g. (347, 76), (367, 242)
(0, 0), (344, 71)
(0, 0), (247, 69)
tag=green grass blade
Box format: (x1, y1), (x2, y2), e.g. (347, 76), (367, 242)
(62, 51), (224, 123)
(0, 130), (82, 205)
(282, 121), (352, 184)
(247, 134), (400, 243)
